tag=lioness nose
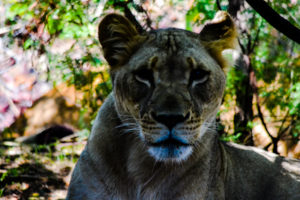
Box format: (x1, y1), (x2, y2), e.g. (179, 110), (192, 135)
(151, 112), (190, 130)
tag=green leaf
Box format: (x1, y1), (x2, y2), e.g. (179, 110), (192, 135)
(23, 38), (34, 49)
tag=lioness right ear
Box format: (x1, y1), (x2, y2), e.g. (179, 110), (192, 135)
(98, 14), (144, 67)
(199, 11), (238, 68)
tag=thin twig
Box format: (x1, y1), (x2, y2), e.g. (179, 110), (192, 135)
(132, 3), (153, 30)
(112, 0), (146, 33)
(278, 118), (296, 139)
(249, 21), (263, 53)
(238, 38), (246, 54)
(254, 88), (279, 153)
(263, 142), (272, 151)
(0, 24), (23, 36)
(216, 0), (222, 11)
(250, 62), (279, 153)
(255, 93), (273, 140)
(277, 111), (290, 136)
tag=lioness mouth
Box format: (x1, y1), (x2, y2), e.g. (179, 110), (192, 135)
(150, 138), (190, 148)
(147, 137), (193, 161)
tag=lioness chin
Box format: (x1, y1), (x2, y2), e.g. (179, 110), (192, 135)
(67, 11), (300, 200)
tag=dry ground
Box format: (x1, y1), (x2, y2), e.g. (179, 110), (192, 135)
(0, 135), (85, 200)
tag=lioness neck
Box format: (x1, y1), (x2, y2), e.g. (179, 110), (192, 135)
(87, 94), (225, 199)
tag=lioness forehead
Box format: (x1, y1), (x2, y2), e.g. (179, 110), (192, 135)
(99, 12), (237, 68)
(148, 28), (201, 52)
(128, 28), (217, 72)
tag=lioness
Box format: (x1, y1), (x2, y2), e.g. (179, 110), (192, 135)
(67, 11), (300, 200)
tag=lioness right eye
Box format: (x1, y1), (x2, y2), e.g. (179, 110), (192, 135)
(190, 69), (210, 87)
(134, 69), (153, 88)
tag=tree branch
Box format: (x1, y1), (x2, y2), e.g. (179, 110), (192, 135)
(255, 92), (279, 154)
(263, 142), (272, 151)
(132, 4), (153, 30)
(277, 111), (289, 136)
(228, 0), (244, 18)
(249, 21), (262, 54)
(245, 0), (300, 44)
(238, 38), (246, 54)
(216, 0), (222, 11)
(251, 68), (279, 154)
(124, 6), (145, 33)
(112, 1), (145, 33)
(255, 92), (273, 140)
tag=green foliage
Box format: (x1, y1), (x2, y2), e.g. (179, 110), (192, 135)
(225, 66), (248, 97)
(220, 132), (242, 143)
(4, 0), (113, 131)
(2, 0), (300, 146)
(210, 1), (299, 144)
(250, 17), (300, 136)
(185, 0), (217, 30)
(0, 188), (4, 197)
(289, 83), (300, 115)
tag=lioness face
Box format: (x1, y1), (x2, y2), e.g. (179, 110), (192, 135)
(99, 12), (236, 162)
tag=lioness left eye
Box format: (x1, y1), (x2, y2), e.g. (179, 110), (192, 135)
(190, 69), (210, 85)
(134, 69), (153, 88)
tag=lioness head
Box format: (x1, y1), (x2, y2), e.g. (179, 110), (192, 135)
(98, 12), (237, 162)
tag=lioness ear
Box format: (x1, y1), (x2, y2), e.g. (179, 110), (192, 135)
(98, 14), (144, 67)
(199, 11), (237, 68)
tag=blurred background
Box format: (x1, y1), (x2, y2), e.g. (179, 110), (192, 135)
(0, 0), (299, 199)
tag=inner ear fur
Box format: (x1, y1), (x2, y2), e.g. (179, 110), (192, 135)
(98, 14), (146, 67)
(199, 11), (238, 68)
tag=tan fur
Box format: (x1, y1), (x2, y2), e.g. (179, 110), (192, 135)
(67, 12), (300, 200)
(200, 11), (238, 68)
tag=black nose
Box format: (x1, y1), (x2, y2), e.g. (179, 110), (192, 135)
(151, 112), (190, 130)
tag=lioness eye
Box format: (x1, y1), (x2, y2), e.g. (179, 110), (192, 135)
(190, 69), (210, 86)
(134, 68), (153, 87)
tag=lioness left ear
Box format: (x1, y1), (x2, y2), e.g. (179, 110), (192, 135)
(98, 14), (145, 67)
(199, 11), (237, 68)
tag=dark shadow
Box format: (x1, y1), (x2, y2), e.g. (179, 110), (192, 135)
(21, 125), (74, 145)
(0, 162), (66, 200)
